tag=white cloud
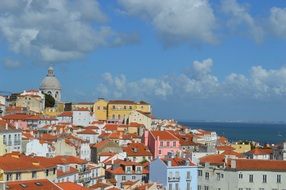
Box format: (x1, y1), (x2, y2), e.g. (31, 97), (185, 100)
(118, 0), (217, 45)
(0, 0), (135, 63)
(269, 7), (286, 38)
(221, 0), (264, 42)
(3, 58), (22, 69)
(97, 59), (286, 101)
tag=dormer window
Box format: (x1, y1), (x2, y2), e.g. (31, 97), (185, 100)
(136, 166), (142, 173)
(126, 166), (132, 174)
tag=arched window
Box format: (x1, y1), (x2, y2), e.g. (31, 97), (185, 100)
(55, 91), (59, 98)
(47, 91), (52, 95)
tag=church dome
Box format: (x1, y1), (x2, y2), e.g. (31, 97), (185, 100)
(40, 67), (61, 90)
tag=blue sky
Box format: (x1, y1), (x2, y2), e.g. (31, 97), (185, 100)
(1, 0), (286, 122)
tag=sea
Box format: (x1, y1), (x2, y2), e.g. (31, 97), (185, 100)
(179, 121), (286, 145)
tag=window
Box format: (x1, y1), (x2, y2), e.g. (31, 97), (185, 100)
(169, 172), (173, 178)
(277, 174), (281, 183)
(160, 142), (163, 147)
(186, 182), (191, 190)
(175, 183), (179, 190)
(32, 171), (37, 179)
(124, 106), (126, 109)
(126, 166), (131, 173)
(187, 171), (191, 179)
(249, 174), (253, 183)
(132, 176), (136, 180)
(246, 188), (251, 190)
(173, 142), (176, 146)
(159, 150), (162, 154)
(53, 168), (56, 175)
(198, 186), (201, 190)
(122, 176), (126, 181)
(169, 183), (173, 190)
(216, 173), (220, 180)
(238, 188), (243, 190)
(167, 142), (170, 146)
(259, 188), (264, 190)
(15, 173), (21, 180)
(205, 172), (209, 180)
(263, 175), (267, 183)
(239, 174), (243, 179)
(221, 173), (224, 178)
(46, 169), (49, 176)
(97, 106), (100, 110)
(112, 105), (116, 109)
(204, 186), (209, 190)
(129, 106), (132, 109)
(6, 174), (12, 181)
(198, 170), (202, 176)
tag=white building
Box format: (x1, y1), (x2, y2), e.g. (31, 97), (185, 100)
(77, 128), (99, 144)
(40, 67), (61, 102)
(0, 95), (6, 116)
(0, 124), (22, 153)
(128, 110), (152, 130)
(150, 157), (198, 190)
(72, 109), (91, 127)
(26, 139), (51, 157)
(199, 154), (286, 190)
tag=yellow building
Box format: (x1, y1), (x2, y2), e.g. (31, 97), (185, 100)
(43, 102), (65, 117)
(72, 102), (94, 112)
(231, 143), (252, 153)
(93, 98), (108, 121)
(0, 136), (5, 156)
(93, 99), (151, 122)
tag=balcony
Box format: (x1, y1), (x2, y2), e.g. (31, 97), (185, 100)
(168, 176), (180, 182)
(186, 177), (192, 181)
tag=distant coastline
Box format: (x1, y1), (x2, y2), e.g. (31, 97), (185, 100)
(179, 121), (286, 144)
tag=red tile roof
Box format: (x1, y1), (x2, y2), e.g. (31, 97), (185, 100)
(0, 153), (56, 172)
(58, 111), (72, 117)
(7, 179), (61, 190)
(57, 182), (90, 190)
(123, 143), (152, 157)
(163, 157), (196, 167)
(230, 159), (286, 171)
(248, 148), (272, 155)
(57, 166), (78, 177)
(150, 131), (179, 141)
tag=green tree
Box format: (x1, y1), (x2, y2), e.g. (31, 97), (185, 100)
(45, 93), (55, 108)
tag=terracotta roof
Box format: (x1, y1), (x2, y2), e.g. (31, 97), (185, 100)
(216, 146), (235, 152)
(248, 148), (273, 155)
(200, 151), (243, 166)
(57, 182), (90, 190)
(98, 152), (116, 156)
(91, 140), (112, 149)
(104, 124), (118, 131)
(89, 182), (112, 189)
(150, 131), (179, 141)
(229, 159), (286, 171)
(129, 122), (145, 128)
(123, 143), (152, 157)
(7, 179), (61, 190)
(162, 157), (196, 167)
(58, 111), (72, 117)
(57, 166), (78, 177)
(52, 155), (87, 165)
(0, 153), (56, 172)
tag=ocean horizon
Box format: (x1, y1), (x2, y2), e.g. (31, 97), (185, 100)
(179, 121), (286, 144)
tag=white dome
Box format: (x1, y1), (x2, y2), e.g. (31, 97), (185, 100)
(40, 67), (61, 90)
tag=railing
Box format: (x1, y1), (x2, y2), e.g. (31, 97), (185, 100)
(168, 177), (180, 182)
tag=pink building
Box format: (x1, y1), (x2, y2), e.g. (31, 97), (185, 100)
(144, 130), (180, 158)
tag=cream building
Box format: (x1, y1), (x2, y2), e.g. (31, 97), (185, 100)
(16, 90), (45, 113)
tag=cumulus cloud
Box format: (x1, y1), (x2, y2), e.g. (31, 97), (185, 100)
(269, 7), (286, 38)
(118, 0), (217, 45)
(0, 0), (135, 63)
(97, 58), (286, 101)
(221, 0), (264, 42)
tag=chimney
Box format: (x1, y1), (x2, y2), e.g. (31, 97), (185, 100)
(5, 123), (8, 130)
(231, 159), (237, 169)
(167, 160), (172, 167)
